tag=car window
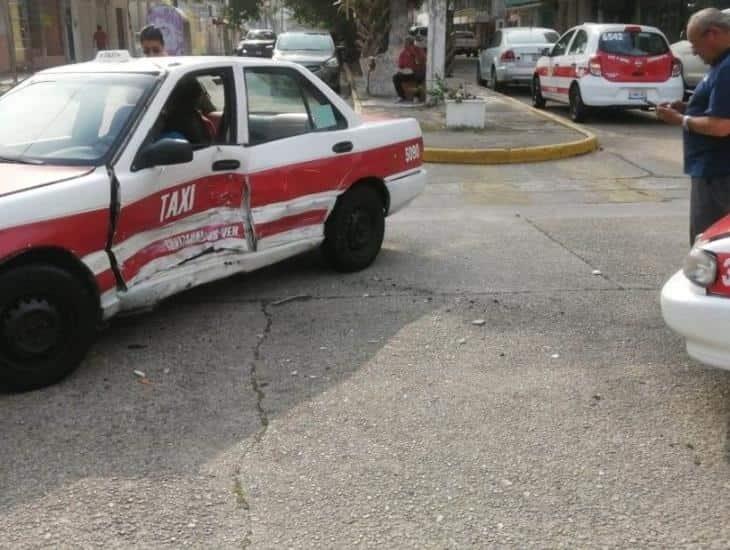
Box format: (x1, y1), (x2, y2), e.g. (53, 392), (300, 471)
(0, 74), (154, 165)
(598, 31), (669, 56)
(569, 30), (589, 55)
(276, 33), (334, 52)
(245, 67), (346, 145)
(147, 69), (235, 150)
(551, 29), (576, 57)
(247, 30), (275, 40)
(506, 30), (560, 44)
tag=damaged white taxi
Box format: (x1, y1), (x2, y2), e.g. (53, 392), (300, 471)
(0, 51), (426, 390)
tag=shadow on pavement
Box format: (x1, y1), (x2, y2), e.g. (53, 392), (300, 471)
(0, 248), (439, 512)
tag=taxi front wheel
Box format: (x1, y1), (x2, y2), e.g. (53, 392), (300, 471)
(323, 186), (385, 273)
(0, 264), (97, 392)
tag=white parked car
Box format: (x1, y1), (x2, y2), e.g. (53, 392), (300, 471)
(478, 27), (560, 91)
(671, 8), (730, 91)
(0, 51), (426, 391)
(662, 216), (730, 370)
(532, 23), (684, 122)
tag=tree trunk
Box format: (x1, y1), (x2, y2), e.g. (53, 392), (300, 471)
(359, 0), (409, 96)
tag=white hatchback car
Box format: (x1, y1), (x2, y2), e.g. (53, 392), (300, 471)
(662, 217), (730, 370)
(532, 23), (684, 122)
(0, 51), (426, 391)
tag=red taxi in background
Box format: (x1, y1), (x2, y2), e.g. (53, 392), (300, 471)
(0, 51), (426, 391)
(532, 23), (684, 122)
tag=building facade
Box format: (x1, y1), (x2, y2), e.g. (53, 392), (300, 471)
(2, 0), (233, 81)
(554, 0), (730, 41)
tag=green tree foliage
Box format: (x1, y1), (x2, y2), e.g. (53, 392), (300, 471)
(227, 0), (262, 28)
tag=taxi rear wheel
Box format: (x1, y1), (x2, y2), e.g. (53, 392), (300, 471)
(323, 186), (385, 273)
(569, 84), (588, 123)
(532, 76), (546, 109)
(0, 265), (97, 392)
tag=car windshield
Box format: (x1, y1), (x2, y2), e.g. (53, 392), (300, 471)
(277, 33), (333, 52)
(247, 30), (275, 40)
(599, 31), (669, 56)
(506, 30), (559, 44)
(0, 73), (155, 166)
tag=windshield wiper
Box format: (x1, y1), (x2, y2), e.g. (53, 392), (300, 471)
(0, 155), (45, 165)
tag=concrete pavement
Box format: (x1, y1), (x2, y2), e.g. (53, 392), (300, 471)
(346, 64), (597, 164)
(3, 58), (729, 550)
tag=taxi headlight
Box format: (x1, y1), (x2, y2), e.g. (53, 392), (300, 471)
(683, 247), (717, 287)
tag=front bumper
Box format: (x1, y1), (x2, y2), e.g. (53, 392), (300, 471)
(661, 270), (730, 369)
(385, 168), (427, 216)
(580, 75), (684, 107)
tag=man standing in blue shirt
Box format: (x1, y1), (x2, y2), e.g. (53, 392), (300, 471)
(657, 8), (730, 245)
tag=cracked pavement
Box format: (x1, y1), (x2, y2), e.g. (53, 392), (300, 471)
(2, 58), (730, 549)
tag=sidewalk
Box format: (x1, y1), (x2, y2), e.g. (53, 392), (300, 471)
(345, 67), (598, 164)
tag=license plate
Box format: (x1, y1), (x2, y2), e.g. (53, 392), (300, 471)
(629, 90), (647, 101)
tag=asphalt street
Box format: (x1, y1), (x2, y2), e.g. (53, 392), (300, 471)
(2, 57), (729, 549)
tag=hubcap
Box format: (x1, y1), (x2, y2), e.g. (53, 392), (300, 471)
(2, 298), (62, 357)
(346, 209), (372, 251)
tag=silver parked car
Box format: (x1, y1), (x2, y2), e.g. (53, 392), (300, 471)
(671, 8), (730, 91)
(477, 27), (560, 91)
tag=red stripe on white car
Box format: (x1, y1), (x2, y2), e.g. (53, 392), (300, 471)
(119, 221), (247, 282)
(114, 174), (246, 243)
(248, 138), (423, 208)
(708, 252), (730, 297)
(0, 208), (109, 261)
(255, 209), (328, 240)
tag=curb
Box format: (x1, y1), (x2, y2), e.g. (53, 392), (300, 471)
(344, 64), (599, 165)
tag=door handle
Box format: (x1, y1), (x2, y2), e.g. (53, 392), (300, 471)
(332, 141), (354, 154)
(212, 159), (240, 171)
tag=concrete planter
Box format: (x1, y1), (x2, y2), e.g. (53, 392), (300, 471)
(445, 99), (486, 129)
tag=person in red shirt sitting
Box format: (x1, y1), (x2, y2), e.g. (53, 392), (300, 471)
(393, 36), (426, 103)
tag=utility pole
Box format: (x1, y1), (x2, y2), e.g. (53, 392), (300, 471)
(2, 0), (17, 84)
(426, 0), (446, 96)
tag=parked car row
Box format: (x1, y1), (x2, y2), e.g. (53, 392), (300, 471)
(236, 29), (342, 93)
(476, 23), (686, 123)
(670, 8), (730, 91)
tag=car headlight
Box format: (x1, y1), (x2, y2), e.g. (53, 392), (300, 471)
(683, 247), (717, 287)
(325, 57), (339, 68)
(265, 44), (273, 49)
(242, 49), (248, 53)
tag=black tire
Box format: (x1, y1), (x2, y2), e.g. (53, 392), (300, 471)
(569, 84), (588, 123)
(0, 264), (97, 391)
(532, 75), (546, 109)
(489, 67), (503, 92)
(323, 186), (385, 273)
(476, 61), (485, 86)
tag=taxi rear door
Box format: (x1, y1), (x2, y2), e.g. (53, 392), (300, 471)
(236, 66), (357, 251)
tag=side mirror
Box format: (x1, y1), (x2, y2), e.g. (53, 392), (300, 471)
(542, 47), (552, 57)
(136, 138), (193, 170)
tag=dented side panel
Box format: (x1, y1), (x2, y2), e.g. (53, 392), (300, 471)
(111, 146), (252, 290)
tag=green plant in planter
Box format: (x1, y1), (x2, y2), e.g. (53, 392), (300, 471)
(428, 75), (478, 104)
